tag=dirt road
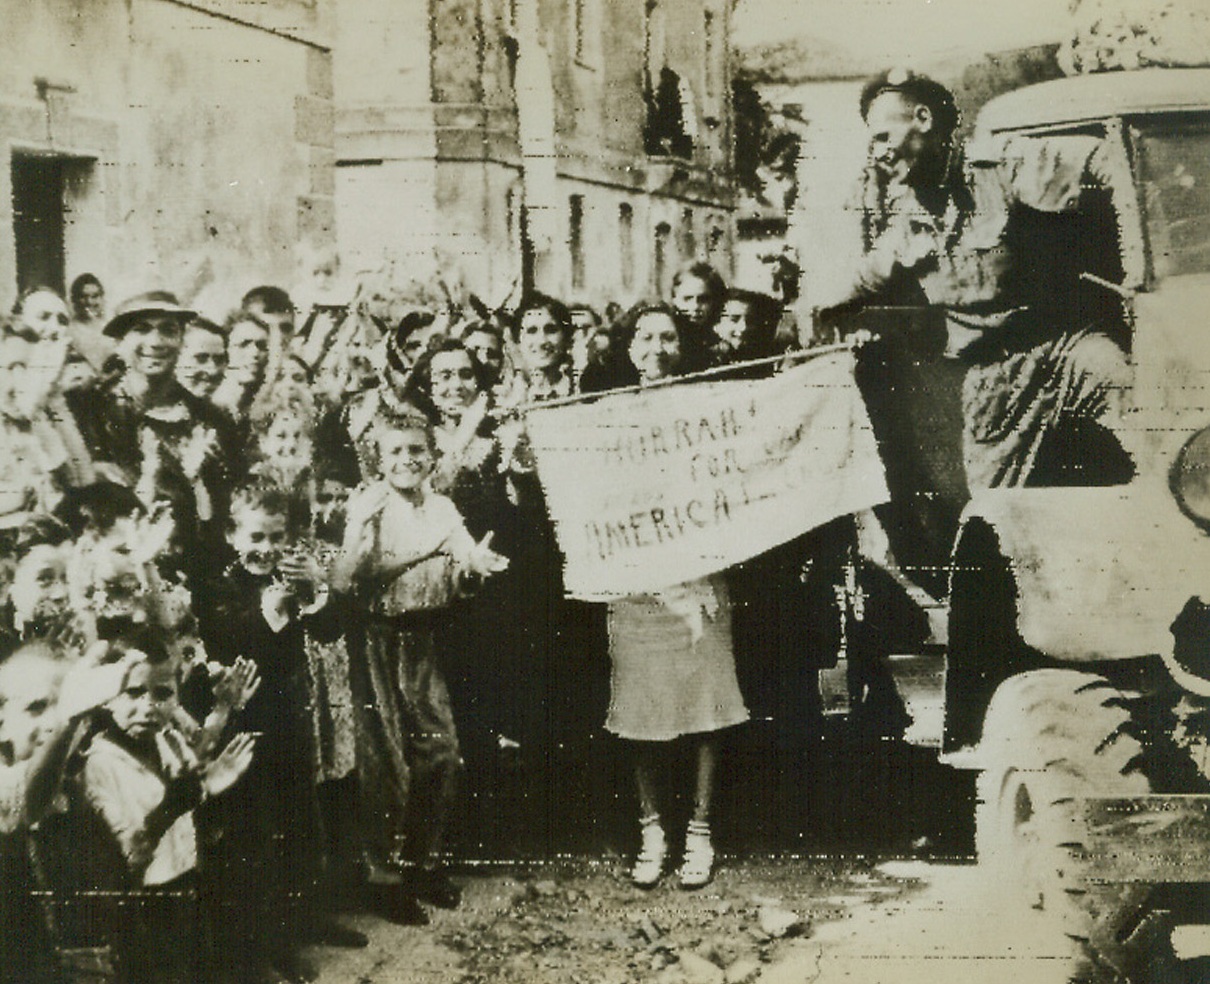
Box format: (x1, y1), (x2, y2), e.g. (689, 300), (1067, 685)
(312, 854), (922, 984)
(311, 854), (1210, 983)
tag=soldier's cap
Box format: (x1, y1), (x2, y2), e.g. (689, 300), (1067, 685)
(860, 68), (960, 134)
(103, 291), (196, 338)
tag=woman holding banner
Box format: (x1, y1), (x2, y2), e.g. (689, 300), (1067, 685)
(592, 303), (749, 890)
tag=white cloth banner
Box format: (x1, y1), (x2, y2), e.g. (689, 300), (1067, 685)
(524, 351), (890, 599)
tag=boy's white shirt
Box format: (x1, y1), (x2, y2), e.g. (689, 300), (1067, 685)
(374, 485), (474, 564)
(82, 727), (199, 886)
(351, 482), (476, 613)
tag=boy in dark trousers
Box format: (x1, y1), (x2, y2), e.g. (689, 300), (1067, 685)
(195, 483), (364, 984)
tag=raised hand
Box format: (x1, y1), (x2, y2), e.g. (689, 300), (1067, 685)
(345, 482), (392, 531)
(278, 549), (325, 590)
(451, 392), (490, 454)
(467, 531), (509, 579)
(177, 425), (219, 482)
(57, 650), (145, 720)
(201, 733), (257, 798)
(212, 657), (261, 714)
(45, 617), (89, 659)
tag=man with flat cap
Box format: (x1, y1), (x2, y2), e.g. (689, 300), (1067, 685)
(810, 68), (1132, 491)
(68, 291), (237, 567)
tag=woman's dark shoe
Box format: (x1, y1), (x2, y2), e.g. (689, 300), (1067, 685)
(309, 917), (370, 948)
(225, 958), (288, 984)
(372, 884), (430, 926)
(413, 868), (462, 909)
(271, 950), (318, 984)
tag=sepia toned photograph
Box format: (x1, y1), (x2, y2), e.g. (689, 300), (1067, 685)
(1, 0), (1209, 981)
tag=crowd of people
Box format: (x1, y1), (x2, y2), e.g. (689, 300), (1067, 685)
(0, 253), (829, 984)
(0, 62), (1137, 984)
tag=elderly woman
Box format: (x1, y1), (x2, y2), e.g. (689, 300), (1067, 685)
(464, 299), (612, 854)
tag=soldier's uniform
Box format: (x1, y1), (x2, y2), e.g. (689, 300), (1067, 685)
(818, 132), (1133, 489)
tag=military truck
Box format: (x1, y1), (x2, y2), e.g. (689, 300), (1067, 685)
(932, 68), (1210, 980)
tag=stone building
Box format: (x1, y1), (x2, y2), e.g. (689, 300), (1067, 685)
(334, 0), (736, 309)
(0, 0), (335, 308)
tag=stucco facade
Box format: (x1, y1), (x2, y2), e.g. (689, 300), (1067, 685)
(0, 0), (334, 309)
(333, 0), (736, 309)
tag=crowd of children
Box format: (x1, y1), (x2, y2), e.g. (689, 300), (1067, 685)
(0, 261), (918, 984)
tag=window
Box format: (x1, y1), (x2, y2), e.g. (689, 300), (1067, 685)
(704, 10), (718, 100)
(653, 221), (671, 296)
(1137, 122), (1210, 280)
(707, 222), (725, 265)
(619, 203), (635, 291)
(679, 208), (695, 261)
(569, 194), (585, 291)
(644, 0), (665, 82)
(644, 67), (693, 158)
(12, 154), (66, 295)
(572, 0), (599, 66)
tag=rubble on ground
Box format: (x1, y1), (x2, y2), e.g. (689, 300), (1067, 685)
(385, 857), (921, 984)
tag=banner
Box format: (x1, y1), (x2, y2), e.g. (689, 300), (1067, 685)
(524, 350), (889, 599)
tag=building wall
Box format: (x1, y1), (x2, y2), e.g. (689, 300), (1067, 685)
(333, 0), (524, 301)
(333, 0), (736, 311)
(539, 0), (735, 304)
(0, 0), (333, 311)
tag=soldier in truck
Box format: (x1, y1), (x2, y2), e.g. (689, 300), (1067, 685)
(812, 68), (1135, 491)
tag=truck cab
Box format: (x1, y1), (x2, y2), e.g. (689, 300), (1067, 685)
(942, 68), (1210, 981)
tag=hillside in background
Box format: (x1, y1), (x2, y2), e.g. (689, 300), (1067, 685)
(735, 36), (873, 83)
(738, 37), (1065, 139)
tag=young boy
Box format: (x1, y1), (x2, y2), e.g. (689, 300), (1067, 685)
(81, 633), (256, 983)
(195, 483), (364, 982)
(9, 544), (74, 643)
(174, 317), (228, 403)
(333, 410), (506, 923)
(241, 286), (296, 349)
(0, 641), (137, 983)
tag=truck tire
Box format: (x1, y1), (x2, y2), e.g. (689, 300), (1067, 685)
(975, 670), (1153, 980)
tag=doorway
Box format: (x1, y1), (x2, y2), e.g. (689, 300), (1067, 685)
(12, 153), (66, 295)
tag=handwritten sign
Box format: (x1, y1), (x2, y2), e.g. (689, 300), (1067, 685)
(524, 351), (889, 599)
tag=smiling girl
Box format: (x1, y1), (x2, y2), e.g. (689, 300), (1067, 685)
(599, 303), (749, 890)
